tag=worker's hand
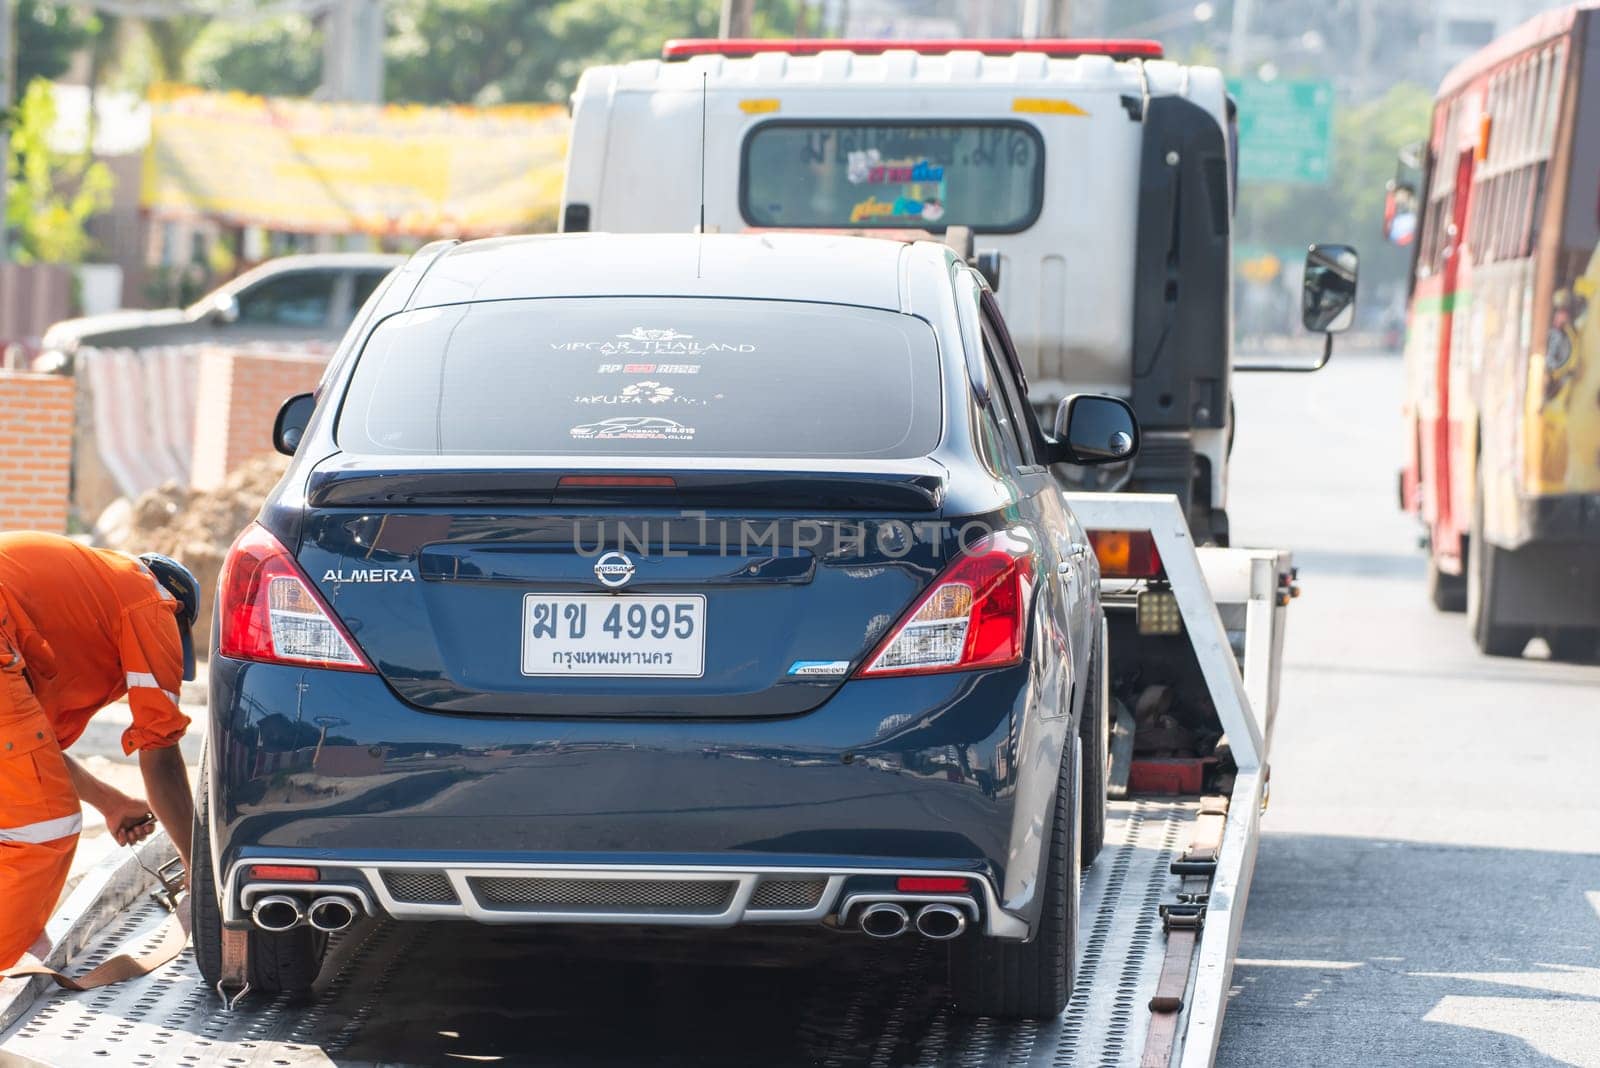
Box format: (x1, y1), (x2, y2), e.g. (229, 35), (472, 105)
(98, 793), (158, 847)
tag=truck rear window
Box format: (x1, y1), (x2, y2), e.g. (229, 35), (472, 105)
(336, 297), (942, 459)
(742, 121), (1044, 233)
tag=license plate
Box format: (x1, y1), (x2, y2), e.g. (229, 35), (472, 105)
(521, 594), (706, 677)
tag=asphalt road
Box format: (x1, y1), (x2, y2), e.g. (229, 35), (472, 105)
(1217, 351), (1600, 1067)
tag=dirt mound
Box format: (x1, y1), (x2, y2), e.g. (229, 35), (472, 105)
(112, 455), (290, 655)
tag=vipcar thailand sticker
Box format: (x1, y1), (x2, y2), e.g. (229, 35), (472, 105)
(551, 326), (755, 356)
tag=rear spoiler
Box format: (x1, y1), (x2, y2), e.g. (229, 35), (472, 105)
(308, 467), (947, 512)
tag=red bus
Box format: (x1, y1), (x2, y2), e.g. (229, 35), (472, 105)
(1393, 2), (1600, 658)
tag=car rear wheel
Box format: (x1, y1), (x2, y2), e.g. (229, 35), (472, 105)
(191, 757), (328, 996)
(949, 737), (1079, 1019)
(1078, 624), (1108, 866)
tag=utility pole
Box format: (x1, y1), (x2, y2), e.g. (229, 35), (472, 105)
(317, 0), (385, 250)
(1021, 0), (1071, 37)
(1, 0), (13, 262)
(720, 0), (754, 38)
(320, 0), (385, 105)
(1228, 0), (1254, 75)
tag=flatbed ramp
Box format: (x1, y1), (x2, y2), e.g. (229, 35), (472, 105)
(1, 800), (1195, 1068)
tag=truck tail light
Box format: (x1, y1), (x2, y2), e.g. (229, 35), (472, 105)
(1089, 530), (1163, 579)
(856, 531), (1033, 677)
(218, 524), (373, 672)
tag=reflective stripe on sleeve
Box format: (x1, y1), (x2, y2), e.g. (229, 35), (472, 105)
(0, 812), (83, 844)
(126, 672), (181, 707)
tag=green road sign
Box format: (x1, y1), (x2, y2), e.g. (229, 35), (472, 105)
(1228, 78), (1333, 185)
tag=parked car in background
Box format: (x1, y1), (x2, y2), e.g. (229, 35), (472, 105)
(38, 253), (403, 366)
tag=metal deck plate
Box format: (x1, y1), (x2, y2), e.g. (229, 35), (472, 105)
(1, 800), (1194, 1067)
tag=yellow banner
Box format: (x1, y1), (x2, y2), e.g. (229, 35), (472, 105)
(141, 86), (568, 237)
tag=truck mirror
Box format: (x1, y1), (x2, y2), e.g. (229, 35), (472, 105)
(975, 250), (1002, 292)
(1302, 243), (1359, 333)
(1054, 394), (1139, 465)
(273, 392), (316, 455)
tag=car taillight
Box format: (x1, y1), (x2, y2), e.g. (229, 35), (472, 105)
(1089, 530), (1163, 579)
(218, 524), (373, 672)
(856, 531), (1034, 678)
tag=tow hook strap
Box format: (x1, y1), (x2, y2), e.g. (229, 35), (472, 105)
(1139, 794), (1229, 1068)
(2, 856), (191, 991)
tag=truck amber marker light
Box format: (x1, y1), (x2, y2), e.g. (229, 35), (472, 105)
(1089, 529), (1163, 579)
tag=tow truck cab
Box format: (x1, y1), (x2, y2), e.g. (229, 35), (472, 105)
(560, 38), (1243, 542)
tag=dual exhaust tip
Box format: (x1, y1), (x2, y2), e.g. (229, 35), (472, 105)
(859, 901), (967, 940)
(252, 893), (360, 934)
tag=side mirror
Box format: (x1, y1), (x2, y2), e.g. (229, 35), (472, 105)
(273, 392), (315, 455)
(211, 293), (239, 325)
(975, 250), (1002, 292)
(1053, 394), (1139, 465)
(1236, 243), (1361, 373)
(1302, 243), (1359, 333)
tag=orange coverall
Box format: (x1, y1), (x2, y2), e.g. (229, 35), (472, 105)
(0, 532), (190, 968)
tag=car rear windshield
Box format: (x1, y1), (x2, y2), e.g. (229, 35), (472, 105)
(742, 121), (1044, 233)
(336, 298), (943, 458)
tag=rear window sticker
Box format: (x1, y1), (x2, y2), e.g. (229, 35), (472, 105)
(596, 363), (701, 374)
(573, 382), (717, 407)
(551, 327), (756, 356)
(570, 417), (696, 441)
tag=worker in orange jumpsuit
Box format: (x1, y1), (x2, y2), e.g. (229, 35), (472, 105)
(0, 532), (199, 969)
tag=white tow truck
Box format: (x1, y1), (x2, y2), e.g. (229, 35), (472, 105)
(0, 38), (1353, 1068)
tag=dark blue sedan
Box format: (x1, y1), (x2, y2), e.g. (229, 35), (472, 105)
(191, 233), (1138, 1019)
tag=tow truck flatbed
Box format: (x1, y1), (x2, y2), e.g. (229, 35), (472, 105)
(1, 799), (1201, 1067)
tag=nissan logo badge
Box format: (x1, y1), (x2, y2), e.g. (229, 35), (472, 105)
(593, 551), (636, 589)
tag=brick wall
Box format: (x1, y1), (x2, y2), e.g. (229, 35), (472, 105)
(192, 350), (328, 491)
(0, 371), (75, 532)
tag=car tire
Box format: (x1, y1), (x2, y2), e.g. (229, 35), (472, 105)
(1426, 548), (1467, 613)
(1078, 625), (1108, 867)
(949, 737), (1079, 1020)
(191, 758), (328, 996)
(1466, 475), (1531, 658)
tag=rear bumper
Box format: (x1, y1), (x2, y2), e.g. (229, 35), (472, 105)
(223, 857), (1021, 936)
(206, 657), (1063, 938)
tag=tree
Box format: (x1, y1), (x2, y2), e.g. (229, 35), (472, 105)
(383, 0), (796, 106)
(183, 13), (324, 96)
(13, 2), (100, 99)
(3, 80), (115, 263)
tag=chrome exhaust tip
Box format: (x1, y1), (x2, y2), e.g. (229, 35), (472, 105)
(307, 895), (358, 933)
(914, 903), (967, 940)
(252, 894), (304, 932)
(859, 901), (911, 939)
